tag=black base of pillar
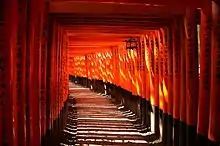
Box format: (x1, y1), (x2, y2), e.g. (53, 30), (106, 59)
(179, 121), (187, 146)
(186, 124), (197, 146)
(41, 100), (69, 146)
(196, 134), (219, 146)
(166, 114), (173, 146)
(173, 118), (180, 146)
(154, 106), (160, 139)
(162, 112), (168, 146)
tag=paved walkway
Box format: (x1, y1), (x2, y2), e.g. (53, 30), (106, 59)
(60, 82), (150, 146)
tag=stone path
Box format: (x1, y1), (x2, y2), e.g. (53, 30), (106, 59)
(60, 82), (153, 146)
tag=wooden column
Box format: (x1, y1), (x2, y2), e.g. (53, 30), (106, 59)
(17, 0), (28, 145)
(54, 25), (59, 122)
(0, 1), (3, 144)
(2, 0), (19, 145)
(179, 17), (187, 146)
(56, 27), (61, 121)
(197, 3), (212, 145)
(144, 35), (151, 129)
(166, 25), (174, 146)
(139, 36), (147, 127)
(26, 0), (41, 143)
(162, 27), (171, 145)
(145, 35), (150, 101)
(46, 18), (55, 132)
(62, 33), (68, 104)
(158, 30), (165, 112)
(172, 19), (181, 146)
(185, 8), (199, 146)
(40, 2), (48, 138)
(208, 2), (220, 145)
(158, 29), (167, 144)
(152, 32), (160, 138)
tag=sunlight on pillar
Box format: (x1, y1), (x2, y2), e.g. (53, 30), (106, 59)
(151, 107), (155, 133)
(159, 116), (163, 138)
(90, 84), (93, 90)
(197, 24), (201, 76)
(104, 84), (107, 95)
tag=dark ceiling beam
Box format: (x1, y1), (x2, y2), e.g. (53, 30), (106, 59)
(49, 1), (187, 15)
(68, 36), (137, 40)
(49, 0), (204, 8)
(66, 31), (147, 35)
(63, 25), (158, 32)
(51, 13), (174, 19)
(58, 21), (169, 28)
(52, 14), (174, 23)
(66, 30), (156, 35)
(55, 18), (172, 24)
(67, 41), (124, 46)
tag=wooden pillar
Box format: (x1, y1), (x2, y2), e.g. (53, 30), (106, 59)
(152, 32), (160, 138)
(197, 3), (212, 145)
(162, 27), (171, 145)
(59, 28), (62, 109)
(185, 8), (199, 146)
(139, 36), (147, 127)
(40, 2), (48, 138)
(158, 30), (164, 112)
(158, 29), (167, 144)
(144, 35), (151, 129)
(63, 33), (68, 103)
(0, 1), (3, 144)
(48, 22), (58, 144)
(54, 25), (59, 127)
(17, 0), (28, 145)
(149, 33), (155, 132)
(179, 17), (187, 146)
(208, 2), (220, 145)
(1, 0), (19, 145)
(57, 27), (61, 120)
(172, 19), (181, 146)
(26, 0), (41, 143)
(145, 35), (150, 101)
(167, 26), (174, 146)
(46, 18), (54, 133)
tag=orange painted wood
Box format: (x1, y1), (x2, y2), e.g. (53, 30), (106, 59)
(26, 0), (42, 143)
(2, 0), (19, 145)
(208, 2), (220, 142)
(0, 2), (3, 144)
(167, 27), (173, 116)
(172, 20), (181, 119)
(140, 36), (147, 98)
(56, 27), (60, 119)
(149, 34), (155, 106)
(51, 0), (202, 7)
(40, 4), (48, 136)
(17, 0), (28, 145)
(162, 28), (169, 114)
(180, 18), (186, 124)
(153, 33), (159, 107)
(144, 36), (150, 101)
(158, 30), (165, 112)
(54, 26), (60, 120)
(197, 3), (212, 137)
(185, 8), (199, 126)
(49, 21), (57, 129)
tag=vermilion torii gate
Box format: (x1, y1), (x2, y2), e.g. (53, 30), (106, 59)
(0, 0), (220, 146)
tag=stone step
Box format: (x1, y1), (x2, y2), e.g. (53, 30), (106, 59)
(60, 82), (150, 146)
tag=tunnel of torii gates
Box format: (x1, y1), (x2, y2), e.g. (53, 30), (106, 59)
(1, 0), (220, 146)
